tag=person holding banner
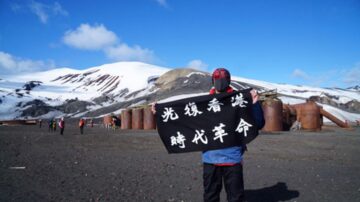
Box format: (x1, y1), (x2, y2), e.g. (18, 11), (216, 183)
(202, 68), (264, 202)
(152, 68), (265, 202)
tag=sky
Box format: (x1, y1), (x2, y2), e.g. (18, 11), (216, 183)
(0, 0), (359, 88)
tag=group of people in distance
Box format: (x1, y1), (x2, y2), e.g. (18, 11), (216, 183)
(40, 117), (92, 135)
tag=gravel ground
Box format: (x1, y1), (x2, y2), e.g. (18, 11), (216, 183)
(0, 124), (359, 202)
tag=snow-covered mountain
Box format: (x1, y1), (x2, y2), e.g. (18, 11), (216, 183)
(347, 85), (360, 91)
(0, 61), (359, 123)
(0, 62), (168, 120)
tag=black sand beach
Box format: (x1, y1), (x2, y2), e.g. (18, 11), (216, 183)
(1, 124), (359, 201)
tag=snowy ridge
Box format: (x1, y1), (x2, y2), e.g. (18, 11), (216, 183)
(0, 62), (169, 120)
(0, 61), (359, 122)
(5, 62), (169, 100)
(233, 76), (360, 103)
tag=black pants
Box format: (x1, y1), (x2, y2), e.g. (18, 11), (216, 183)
(203, 163), (244, 202)
(80, 127), (84, 134)
(60, 128), (64, 135)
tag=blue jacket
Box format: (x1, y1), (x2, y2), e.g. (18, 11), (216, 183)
(202, 101), (265, 164)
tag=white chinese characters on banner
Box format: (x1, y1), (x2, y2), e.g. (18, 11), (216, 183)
(207, 98), (223, 112)
(192, 129), (208, 145)
(184, 102), (203, 117)
(212, 123), (228, 143)
(235, 118), (252, 137)
(171, 131), (186, 148)
(162, 107), (179, 122)
(158, 91), (257, 152)
(231, 93), (248, 108)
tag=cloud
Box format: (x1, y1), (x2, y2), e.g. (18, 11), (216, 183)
(29, 1), (48, 23)
(187, 59), (208, 71)
(105, 44), (156, 63)
(156, 0), (168, 8)
(342, 63), (360, 84)
(291, 68), (310, 80)
(52, 2), (68, 16)
(291, 68), (336, 87)
(0, 51), (55, 74)
(28, 1), (68, 24)
(63, 23), (157, 63)
(290, 66), (360, 88)
(63, 24), (118, 50)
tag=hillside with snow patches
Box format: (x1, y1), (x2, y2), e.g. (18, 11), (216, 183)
(0, 61), (359, 123)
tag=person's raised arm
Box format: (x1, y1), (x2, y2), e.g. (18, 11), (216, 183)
(151, 102), (157, 114)
(250, 89), (265, 129)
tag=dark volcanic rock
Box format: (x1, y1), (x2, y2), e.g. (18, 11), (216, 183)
(343, 100), (360, 113)
(21, 99), (53, 117)
(92, 95), (113, 105)
(310, 95), (360, 113)
(20, 98), (93, 117)
(23, 81), (42, 91)
(58, 99), (93, 114)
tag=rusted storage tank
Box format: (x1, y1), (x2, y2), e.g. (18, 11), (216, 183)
(143, 107), (156, 130)
(132, 108), (144, 129)
(291, 103), (304, 122)
(103, 115), (112, 126)
(121, 109), (132, 129)
(300, 101), (321, 131)
(261, 98), (283, 132)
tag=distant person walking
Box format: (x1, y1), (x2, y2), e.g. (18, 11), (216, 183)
(59, 117), (65, 135)
(79, 118), (85, 134)
(53, 119), (57, 131)
(48, 119), (53, 132)
(90, 119), (94, 128)
(38, 119), (42, 128)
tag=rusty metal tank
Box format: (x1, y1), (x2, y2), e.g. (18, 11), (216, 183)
(143, 107), (156, 130)
(261, 98), (283, 132)
(300, 101), (321, 131)
(121, 109), (132, 129)
(132, 108), (144, 129)
(103, 115), (112, 125)
(290, 103), (303, 122)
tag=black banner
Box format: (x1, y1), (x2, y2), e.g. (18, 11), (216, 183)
(155, 89), (258, 153)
